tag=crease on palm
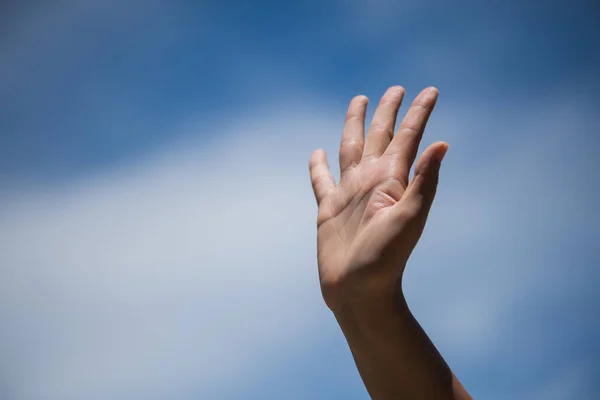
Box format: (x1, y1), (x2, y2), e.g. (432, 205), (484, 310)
(310, 85), (449, 292)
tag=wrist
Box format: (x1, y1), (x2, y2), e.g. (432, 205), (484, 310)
(327, 284), (410, 333)
(322, 270), (406, 313)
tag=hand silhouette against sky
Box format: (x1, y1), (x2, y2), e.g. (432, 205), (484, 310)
(310, 86), (471, 399)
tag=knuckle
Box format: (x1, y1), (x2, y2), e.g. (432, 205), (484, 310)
(397, 124), (420, 136)
(368, 123), (392, 137)
(345, 113), (362, 123)
(340, 160), (359, 175)
(340, 138), (360, 149)
(410, 101), (432, 111)
(396, 203), (421, 220)
(379, 97), (400, 108)
(311, 173), (326, 187)
(361, 153), (379, 164)
(386, 175), (408, 191)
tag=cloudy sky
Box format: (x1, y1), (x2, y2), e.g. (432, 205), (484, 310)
(1, 1), (599, 399)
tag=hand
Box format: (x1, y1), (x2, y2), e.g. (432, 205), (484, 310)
(309, 86), (449, 311)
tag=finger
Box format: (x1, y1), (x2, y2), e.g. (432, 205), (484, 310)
(309, 148), (336, 205)
(393, 141), (449, 224)
(362, 86), (405, 160)
(384, 87), (439, 184)
(339, 95), (368, 175)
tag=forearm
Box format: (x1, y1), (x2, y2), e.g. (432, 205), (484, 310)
(332, 291), (471, 400)
(311, 85), (469, 399)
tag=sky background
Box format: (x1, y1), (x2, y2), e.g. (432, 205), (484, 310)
(0, 1), (599, 399)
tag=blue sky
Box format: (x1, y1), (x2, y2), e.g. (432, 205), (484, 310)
(0, 1), (599, 399)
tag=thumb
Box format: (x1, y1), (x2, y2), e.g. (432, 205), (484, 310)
(395, 141), (448, 223)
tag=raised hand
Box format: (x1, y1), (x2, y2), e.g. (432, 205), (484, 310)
(309, 86), (471, 400)
(309, 86), (449, 311)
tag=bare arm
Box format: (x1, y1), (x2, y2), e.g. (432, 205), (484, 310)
(333, 289), (471, 399)
(309, 86), (471, 399)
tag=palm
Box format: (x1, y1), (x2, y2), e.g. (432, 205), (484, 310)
(309, 86), (449, 303)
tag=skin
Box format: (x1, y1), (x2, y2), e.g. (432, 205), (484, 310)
(309, 86), (472, 399)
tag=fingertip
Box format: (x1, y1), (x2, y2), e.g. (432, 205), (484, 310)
(413, 142), (448, 176)
(436, 140), (449, 151)
(412, 86), (438, 106)
(384, 85), (406, 99)
(377, 86), (405, 108)
(436, 142), (449, 163)
(353, 94), (369, 104)
(349, 95), (369, 113)
(430, 141), (449, 163)
(388, 85), (406, 93)
(426, 141), (448, 153)
(309, 148), (326, 166)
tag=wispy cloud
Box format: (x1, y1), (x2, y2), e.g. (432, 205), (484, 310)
(1, 1), (598, 399)
(1, 89), (597, 398)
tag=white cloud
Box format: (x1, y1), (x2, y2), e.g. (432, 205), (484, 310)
(1, 91), (597, 398)
(0, 103), (337, 399)
(1, 1), (597, 398)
